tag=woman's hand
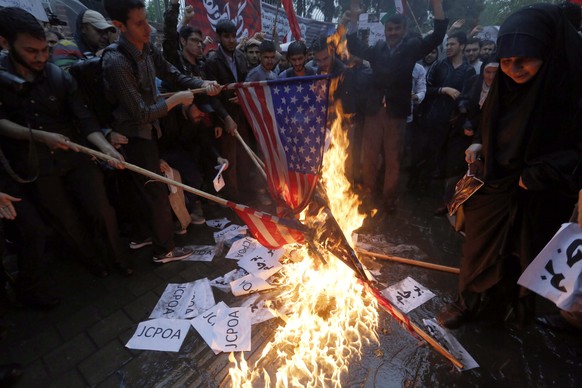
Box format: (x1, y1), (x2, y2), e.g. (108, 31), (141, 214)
(465, 143), (482, 164)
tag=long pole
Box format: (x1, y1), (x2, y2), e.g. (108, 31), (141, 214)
(406, 2), (423, 34)
(356, 248), (460, 275)
(233, 130), (267, 179)
(70, 142), (230, 207)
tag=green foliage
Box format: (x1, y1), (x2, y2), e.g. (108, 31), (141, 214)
(480, 0), (559, 25)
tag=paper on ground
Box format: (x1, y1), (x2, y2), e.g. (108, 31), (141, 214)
(191, 301), (229, 354)
(240, 294), (277, 325)
(423, 318), (479, 371)
(231, 273), (276, 296)
(126, 318), (191, 352)
(213, 224), (247, 244)
(519, 223), (582, 312)
(210, 268), (248, 292)
(381, 277), (435, 313)
(191, 302), (252, 353)
(183, 245), (216, 262)
(206, 217), (231, 229)
(149, 279), (215, 319)
(225, 236), (261, 259)
(237, 246), (285, 279)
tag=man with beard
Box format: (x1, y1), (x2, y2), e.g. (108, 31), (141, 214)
(0, 7), (132, 277)
(278, 40), (316, 78)
(203, 19), (266, 204)
(464, 37), (482, 74)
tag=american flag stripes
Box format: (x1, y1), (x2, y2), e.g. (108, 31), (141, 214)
(233, 75), (331, 215)
(226, 202), (307, 248)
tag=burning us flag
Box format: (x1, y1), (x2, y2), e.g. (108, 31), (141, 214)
(233, 75), (331, 215)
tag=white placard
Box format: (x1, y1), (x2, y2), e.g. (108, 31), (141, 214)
(240, 294), (277, 325)
(381, 277), (435, 313)
(358, 13), (387, 47)
(149, 283), (196, 319)
(206, 217), (231, 229)
(211, 306), (252, 352)
(191, 302), (229, 355)
(183, 278), (216, 319)
(226, 236), (261, 260)
(210, 268), (248, 292)
(126, 318), (191, 352)
(183, 245), (216, 262)
(237, 246), (284, 279)
(423, 318), (479, 371)
(518, 223), (582, 312)
(213, 163), (227, 192)
(230, 273), (275, 296)
(213, 224), (247, 243)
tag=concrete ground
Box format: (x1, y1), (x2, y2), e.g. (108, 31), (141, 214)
(1, 186), (581, 387)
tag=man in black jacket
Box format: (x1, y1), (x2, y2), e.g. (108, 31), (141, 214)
(345, 0), (447, 214)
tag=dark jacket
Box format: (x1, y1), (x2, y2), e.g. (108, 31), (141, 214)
(347, 19), (448, 118)
(203, 47), (248, 118)
(419, 57), (475, 127)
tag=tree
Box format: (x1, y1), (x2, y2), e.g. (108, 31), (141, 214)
(479, 0), (559, 25)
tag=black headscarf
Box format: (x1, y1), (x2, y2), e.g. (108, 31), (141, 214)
(479, 3), (582, 192)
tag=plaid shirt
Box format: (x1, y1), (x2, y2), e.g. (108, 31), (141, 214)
(102, 35), (205, 139)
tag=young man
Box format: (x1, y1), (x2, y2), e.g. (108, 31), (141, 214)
(415, 32), (475, 184)
(345, 0), (448, 214)
(0, 7), (132, 278)
(479, 39), (496, 60)
(102, 0), (220, 263)
(203, 19), (259, 203)
(244, 39), (261, 69)
(464, 37), (482, 74)
(278, 40), (316, 78)
(246, 40), (278, 81)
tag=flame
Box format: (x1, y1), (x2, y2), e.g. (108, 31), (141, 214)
(228, 61), (379, 387)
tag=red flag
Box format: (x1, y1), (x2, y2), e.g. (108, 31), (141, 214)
(570, 0), (582, 5)
(282, 0), (302, 41)
(233, 75), (331, 215)
(226, 202), (306, 248)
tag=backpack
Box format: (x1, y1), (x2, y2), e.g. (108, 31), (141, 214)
(69, 43), (135, 128)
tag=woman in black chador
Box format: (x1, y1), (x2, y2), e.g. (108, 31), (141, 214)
(438, 3), (582, 329)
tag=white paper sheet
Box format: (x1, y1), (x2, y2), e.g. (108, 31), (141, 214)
(183, 245), (216, 262)
(126, 318), (191, 352)
(380, 277), (435, 314)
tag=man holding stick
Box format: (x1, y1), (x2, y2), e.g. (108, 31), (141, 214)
(102, 0), (221, 263)
(0, 7), (132, 277)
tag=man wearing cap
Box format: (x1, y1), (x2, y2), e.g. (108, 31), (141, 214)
(244, 38), (261, 69)
(76, 9), (117, 56)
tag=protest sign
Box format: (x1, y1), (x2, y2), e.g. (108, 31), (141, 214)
(211, 306), (252, 352)
(150, 279), (215, 319)
(358, 13), (387, 46)
(230, 273), (275, 296)
(206, 217), (231, 229)
(518, 223), (582, 312)
(191, 301), (229, 354)
(213, 224), (247, 244)
(423, 318), (479, 371)
(237, 246), (284, 279)
(126, 318), (191, 352)
(183, 245), (216, 262)
(240, 294), (277, 325)
(211, 268), (249, 292)
(226, 236), (261, 260)
(381, 277), (435, 313)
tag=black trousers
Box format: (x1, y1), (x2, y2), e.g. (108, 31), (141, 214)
(120, 137), (174, 255)
(30, 156), (127, 269)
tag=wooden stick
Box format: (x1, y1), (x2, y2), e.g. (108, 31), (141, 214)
(233, 130), (267, 180)
(406, 2), (423, 34)
(363, 282), (464, 369)
(159, 87), (209, 98)
(356, 248), (460, 275)
(70, 142), (230, 207)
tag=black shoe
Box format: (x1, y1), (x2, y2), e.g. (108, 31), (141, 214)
(0, 363), (23, 386)
(437, 305), (469, 329)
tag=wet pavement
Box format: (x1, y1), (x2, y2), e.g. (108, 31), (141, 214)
(1, 182), (581, 387)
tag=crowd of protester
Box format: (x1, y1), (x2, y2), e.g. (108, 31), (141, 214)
(0, 0), (582, 384)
